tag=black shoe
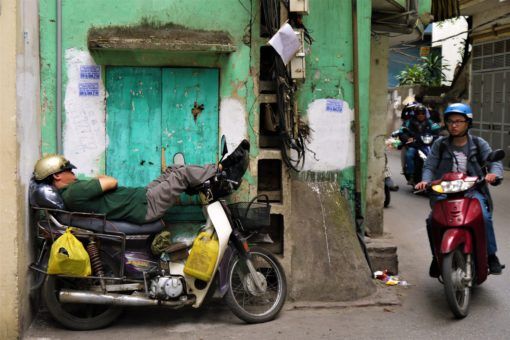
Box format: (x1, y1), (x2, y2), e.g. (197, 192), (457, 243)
(489, 254), (505, 275)
(220, 140), (250, 186)
(429, 257), (440, 278)
(389, 185), (399, 192)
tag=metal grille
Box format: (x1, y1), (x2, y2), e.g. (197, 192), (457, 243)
(471, 38), (510, 169)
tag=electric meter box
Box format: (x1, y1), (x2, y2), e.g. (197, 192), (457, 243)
(289, 0), (309, 14)
(290, 29), (305, 79)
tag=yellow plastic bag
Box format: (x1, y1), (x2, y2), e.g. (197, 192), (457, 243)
(47, 228), (92, 276)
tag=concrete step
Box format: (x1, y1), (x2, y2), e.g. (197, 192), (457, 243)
(366, 238), (399, 274)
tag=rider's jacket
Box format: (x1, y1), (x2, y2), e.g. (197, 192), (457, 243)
(422, 134), (504, 210)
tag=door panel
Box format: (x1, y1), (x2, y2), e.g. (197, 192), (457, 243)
(162, 68), (219, 213)
(106, 67), (219, 221)
(106, 67), (162, 187)
(161, 68), (219, 167)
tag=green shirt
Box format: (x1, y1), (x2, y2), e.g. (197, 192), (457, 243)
(60, 179), (148, 224)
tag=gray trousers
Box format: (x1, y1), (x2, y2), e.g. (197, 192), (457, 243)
(144, 164), (217, 222)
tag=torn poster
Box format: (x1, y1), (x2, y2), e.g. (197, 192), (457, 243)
(268, 23), (301, 65)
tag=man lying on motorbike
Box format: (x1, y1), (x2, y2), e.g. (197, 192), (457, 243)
(32, 140), (250, 224)
(398, 104), (441, 185)
(415, 103), (504, 275)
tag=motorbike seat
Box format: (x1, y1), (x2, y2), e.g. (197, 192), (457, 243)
(29, 180), (164, 235)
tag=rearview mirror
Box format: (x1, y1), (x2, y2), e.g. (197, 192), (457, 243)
(487, 149), (505, 163)
(220, 135), (228, 157)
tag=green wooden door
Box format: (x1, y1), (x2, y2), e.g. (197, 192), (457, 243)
(106, 67), (162, 187)
(106, 67), (219, 220)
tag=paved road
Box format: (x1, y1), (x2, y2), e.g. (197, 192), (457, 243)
(25, 150), (510, 339)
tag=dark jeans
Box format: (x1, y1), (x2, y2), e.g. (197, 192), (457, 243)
(405, 147), (417, 177)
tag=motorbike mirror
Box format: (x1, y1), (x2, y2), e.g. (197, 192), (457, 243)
(220, 135), (228, 157)
(487, 149), (505, 163)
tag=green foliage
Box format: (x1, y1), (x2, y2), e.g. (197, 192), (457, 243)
(396, 54), (449, 87)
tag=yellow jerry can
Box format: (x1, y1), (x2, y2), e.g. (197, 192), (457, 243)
(184, 231), (219, 282)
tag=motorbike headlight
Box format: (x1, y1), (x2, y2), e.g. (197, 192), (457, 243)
(421, 135), (434, 144)
(432, 180), (476, 193)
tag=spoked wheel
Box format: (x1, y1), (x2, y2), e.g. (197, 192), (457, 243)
(42, 251), (123, 330)
(442, 248), (471, 318)
(225, 246), (287, 323)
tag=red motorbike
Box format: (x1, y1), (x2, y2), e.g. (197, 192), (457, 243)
(426, 149), (505, 318)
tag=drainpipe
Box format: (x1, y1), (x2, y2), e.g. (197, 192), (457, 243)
(57, 0), (62, 154)
(351, 0), (372, 271)
(351, 0), (363, 233)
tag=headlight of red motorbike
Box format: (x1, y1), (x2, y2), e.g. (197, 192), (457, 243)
(432, 179), (476, 193)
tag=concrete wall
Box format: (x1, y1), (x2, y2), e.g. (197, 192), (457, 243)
(0, 0), (20, 337)
(0, 0), (41, 338)
(471, 2), (510, 42)
(36, 0), (375, 310)
(366, 35), (389, 236)
(432, 17), (468, 85)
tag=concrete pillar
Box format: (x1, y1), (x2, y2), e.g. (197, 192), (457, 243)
(0, 1), (41, 337)
(365, 34), (390, 236)
(0, 0), (21, 338)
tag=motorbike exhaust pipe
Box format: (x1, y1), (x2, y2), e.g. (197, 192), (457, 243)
(59, 289), (195, 308)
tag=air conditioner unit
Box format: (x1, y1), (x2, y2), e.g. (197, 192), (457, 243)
(289, 0), (309, 14)
(290, 29), (305, 79)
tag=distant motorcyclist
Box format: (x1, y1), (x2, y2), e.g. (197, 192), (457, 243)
(398, 104), (441, 185)
(400, 101), (418, 122)
(415, 103), (504, 275)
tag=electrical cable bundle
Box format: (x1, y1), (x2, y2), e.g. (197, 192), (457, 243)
(261, 0), (311, 171)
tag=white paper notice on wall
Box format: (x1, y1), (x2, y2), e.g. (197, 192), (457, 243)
(80, 65), (101, 80)
(268, 23), (301, 65)
(326, 99), (343, 113)
(79, 83), (99, 96)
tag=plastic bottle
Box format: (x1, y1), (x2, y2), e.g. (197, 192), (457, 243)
(183, 231), (219, 282)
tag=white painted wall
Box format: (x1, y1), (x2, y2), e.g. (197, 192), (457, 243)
(63, 48), (106, 177)
(432, 17), (468, 85)
(219, 98), (247, 155)
(302, 99), (355, 171)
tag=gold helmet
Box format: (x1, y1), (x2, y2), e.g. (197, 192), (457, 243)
(33, 154), (76, 181)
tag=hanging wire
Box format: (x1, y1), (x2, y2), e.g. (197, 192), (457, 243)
(260, 0), (313, 171)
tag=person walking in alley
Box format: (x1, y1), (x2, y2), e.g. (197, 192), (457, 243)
(32, 140), (250, 224)
(415, 103), (504, 275)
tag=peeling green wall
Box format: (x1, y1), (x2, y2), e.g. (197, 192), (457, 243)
(299, 0), (371, 213)
(39, 0), (253, 156)
(39, 0), (373, 211)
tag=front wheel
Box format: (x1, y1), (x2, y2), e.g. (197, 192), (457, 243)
(442, 248), (471, 318)
(225, 246), (287, 323)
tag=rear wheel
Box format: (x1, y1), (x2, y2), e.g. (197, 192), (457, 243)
(225, 246), (287, 323)
(42, 251), (123, 330)
(442, 248), (471, 318)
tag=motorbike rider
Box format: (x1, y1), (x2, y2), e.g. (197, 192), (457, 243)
(400, 101), (418, 122)
(415, 103), (504, 275)
(33, 140), (250, 224)
(398, 103), (441, 185)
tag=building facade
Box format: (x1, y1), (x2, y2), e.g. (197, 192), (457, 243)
(1, 0), (433, 337)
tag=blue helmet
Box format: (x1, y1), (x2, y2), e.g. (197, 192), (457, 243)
(444, 103), (473, 123)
